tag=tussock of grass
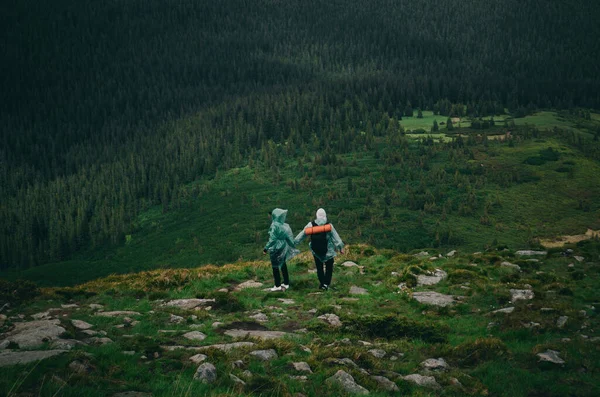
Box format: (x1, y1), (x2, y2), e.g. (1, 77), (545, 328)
(344, 314), (449, 343)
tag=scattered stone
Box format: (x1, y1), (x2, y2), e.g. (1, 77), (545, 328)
(350, 286), (368, 295)
(89, 304), (104, 310)
(0, 350), (67, 367)
(212, 322), (224, 328)
(562, 338), (571, 342)
(325, 357), (358, 368)
(300, 345), (312, 353)
(183, 331), (207, 341)
(537, 350), (565, 365)
(579, 310), (587, 317)
(69, 360), (92, 374)
(195, 342), (255, 352)
(368, 349), (386, 359)
(241, 370), (253, 379)
(317, 313), (342, 327)
(189, 354), (207, 364)
(71, 319), (94, 330)
(416, 269), (448, 286)
(574, 256), (585, 262)
(188, 324), (203, 330)
(278, 298), (295, 305)
(429, 256), (439, 261)
(341, 261), (359, 267)
(217, 288), (229, 293)
(307, 309), (318, 314)
(194, 362), (217, 384)
(162, 299), (215, 310)
(358, 340), (372, 346)
(326, 370), (369, 395)
(289, 375), (308, 382)
(450, 378), (463, 387)
(420, 358), (449, 372)
(51, 339), (86, 350)
(402, 374), (441, 389)
(31, 311), (52, 320)
(501, 262), (521, 271)
(85, 337), (113, 345)
(231, 360), (245, 369)
(371, 375), (399, 392)
(225, 329), (290, 341)
(510, 289), (534, 302)
(492, 307), (515, 314)
(249, 313), (268, 323)
(230, 373), (246, 386)
(95, 311), (141, 318)
(236, 280), (264, 290)
(169, 314), (185, 324)
(61, 304), (79, 309)
(1, 319), (66, 348)
(516, 250), (547, 256)
(557, 316), (568, 328)
(249, 349), (278, 361)
(447, 250), (457, 257)
(291, 362), (312, 373)
(81, 329), (103, 336)
(414, 251), (430, 257)
(412, 291), (455, 307)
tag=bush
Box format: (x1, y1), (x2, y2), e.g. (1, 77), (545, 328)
(0, 279), (40, 304)
(345, 314), (449, 343)
(203, 291), (245, 313)
(453, 338), (509, 366)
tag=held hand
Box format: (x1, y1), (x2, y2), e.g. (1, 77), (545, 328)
(263, 249), (267, 255)
(339, 249), (344, 255)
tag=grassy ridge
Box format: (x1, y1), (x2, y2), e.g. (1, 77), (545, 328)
(1, 243), (599, 396)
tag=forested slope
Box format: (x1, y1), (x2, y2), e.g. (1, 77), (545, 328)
(2, 0), (600, 269)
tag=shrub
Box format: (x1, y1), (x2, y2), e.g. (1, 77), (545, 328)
(453, 338), (509, 366)
(0, 279), (40, 304)
(344, 314), (449, 343)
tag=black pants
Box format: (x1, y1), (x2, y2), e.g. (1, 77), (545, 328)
(272, 262), (289, 287)
(314, 256), (334, 286)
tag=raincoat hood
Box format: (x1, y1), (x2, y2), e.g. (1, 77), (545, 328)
(315, 208), (327, 226)
(271, 208), (288, 224)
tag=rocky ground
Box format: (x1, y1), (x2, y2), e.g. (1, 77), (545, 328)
(1, 244), (599, 396)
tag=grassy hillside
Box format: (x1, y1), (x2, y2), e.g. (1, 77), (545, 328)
(1, 242), (599, 396)
(2, 112), (600, 287)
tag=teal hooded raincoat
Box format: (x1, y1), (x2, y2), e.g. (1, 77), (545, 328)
(264, 208), (300, 269)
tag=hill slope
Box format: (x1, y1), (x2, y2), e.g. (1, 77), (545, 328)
(1, 243), (599, 396)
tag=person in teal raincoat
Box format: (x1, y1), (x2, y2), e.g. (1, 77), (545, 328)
(295, 208), (344, 290)
(263, 208), (299, 291)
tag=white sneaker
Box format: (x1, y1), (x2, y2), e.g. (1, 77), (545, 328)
(270, 285), (282, 292)
(281, 284), (290, 290)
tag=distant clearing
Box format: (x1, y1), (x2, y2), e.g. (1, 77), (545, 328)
(539, 228), (600, 248)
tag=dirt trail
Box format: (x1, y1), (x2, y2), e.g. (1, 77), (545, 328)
(539, 229), (600, 248)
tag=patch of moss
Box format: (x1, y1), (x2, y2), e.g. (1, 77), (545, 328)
(344, 314), (448, 343)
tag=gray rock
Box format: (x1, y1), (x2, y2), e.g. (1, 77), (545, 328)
(317, 313), (342, 327)
(412, 291), (455, 307)
(358, 340), (373, 346)
(368, 349), (386, 359)
(371, 375), (399, 391)
(1, 319), (66, 348)
(326, 357), (358, 368)
(510, 289), (534, 302)
(277, 298), (295, 305)
(188, 324), (203, 330)
(0, 350), (67, 367)
(291, 362), (312, 373)
(162, 299), (215, 310)
(241, 370), (253, 379)
(195, 342), (255, 352)
(31, 311), (52, 320)
(326, 370), (369, 395)
(61, 304), (79, 309)
(95, 311), (141, 318)
(194, 362), (217, 384)
(236, 280), (264, 290)
(230, 373), (246, 386)
(342, 261), (359, 267)
(71, 319), (94, 330)
(501, 261), (521, 271)
(89, 304), (104, 310)
(416, 269), (448, 286)
(516, 250), (547, 256)
(169, 314), (185, 324)
(492, 307), (515, 314)
(557, 316), (568, 328)
(350, 286), (368, 295)
(183, 331), (207, 341)
(402, 374), (441, 389)
(289, 375), (308, 382)
(69, 360), (92, 374)
(224, 329), (290, 341)
(212, 321), (224, 328)
(249, 349), (278, 361)
(85, 337), (113, 345)
(50, 339), (87, 350)
(414, 251), (430, 258)
(249, 313), (268, 322)
(574, 256), (585, 262)
(537, 349), (565, 364)
(420, 357), (449, 371)
(189, 354), (207, 364)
